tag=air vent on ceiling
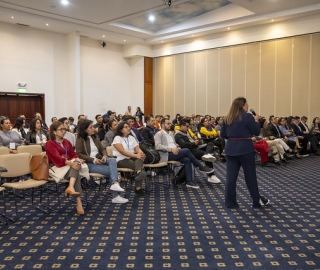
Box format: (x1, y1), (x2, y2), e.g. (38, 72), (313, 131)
(16, 23), (30, 27)
(80, 35), (89, 38)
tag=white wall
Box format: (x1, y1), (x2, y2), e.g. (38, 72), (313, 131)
(0, 21), (145, 123)
(80, 38), (144, 119)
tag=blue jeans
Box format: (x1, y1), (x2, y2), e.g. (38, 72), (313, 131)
(168, 148), (202, 182)
(87, 158), (118, 197)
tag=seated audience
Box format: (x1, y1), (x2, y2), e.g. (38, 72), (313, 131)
(12, 117), (28, 141)
(141, 115), (157, 146)
(278, 117), (302, 157)
(174, 118), (221, 184)
(117, 114), (123, 122)
(267, 115), (296, 154)
(310, 117), (320, 141)
(125, 106), (132, 116)
(51, 117), (57, 123)
(199, 117), (226, 161)
(292, 116), (319, 155)
(34, 112), (48, 131)
(46, 121), (85, 215)
(132, 116), (144, 131)
(124, 116), (144, 143)
(135, 107), (144, 122)
(93, 114), (103, 131)
(26, 118), (49, 150)
(58, 117), (76, 147)
(252, 136), (274, 166)
(104, 119), (118, 147)
(69, 116), (76, 133)
(259, 118), (287, 165)
(214, 117), (224, 136)
(155, 118), (214, 189)
(97, 118), (109, 142)
(172, 113), (181, 126)
(0, 118), (24, 153)
(112, 121), (147, 197)
(75, 120), (128, 204)
(74, 114), (86, 133)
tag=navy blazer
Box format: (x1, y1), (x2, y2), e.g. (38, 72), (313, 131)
(130, 127), (144, 143)
(292, 123), (305, 136)
(268, 123), (284, 138)
(221, 112), (259, 156)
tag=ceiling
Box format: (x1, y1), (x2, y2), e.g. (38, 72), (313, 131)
(1, 0), (320, 45)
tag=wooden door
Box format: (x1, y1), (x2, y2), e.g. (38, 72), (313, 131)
(144, 57), (153, 116)
(0, 92), (45, 124)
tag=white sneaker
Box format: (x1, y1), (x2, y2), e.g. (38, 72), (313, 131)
(201, 154), (216, 163)
(207, 175), (221, 184)
(110, 183), (125, 192)
(112, 195), (128, 204)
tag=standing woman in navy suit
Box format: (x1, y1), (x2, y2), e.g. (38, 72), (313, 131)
(221, 97), (269, 209)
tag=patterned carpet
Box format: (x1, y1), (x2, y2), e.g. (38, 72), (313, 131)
(0, 156), (319, 269)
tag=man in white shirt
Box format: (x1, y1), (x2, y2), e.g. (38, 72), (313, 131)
(58, 117), (76, 147)
(154, 118), (214, 189)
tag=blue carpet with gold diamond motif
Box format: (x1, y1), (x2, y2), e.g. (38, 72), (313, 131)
(0, 156), (319, 269)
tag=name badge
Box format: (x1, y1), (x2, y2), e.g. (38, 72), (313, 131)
(9, 143), (15, 150)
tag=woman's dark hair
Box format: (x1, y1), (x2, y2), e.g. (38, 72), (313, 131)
(99, 117), (109, 130)
(49, 121), (63, 140)
(215, 116), (222, 126)
(175, 113), (181, 119)
(312, 117), (319, 125)
(224, 97), (247, 125)
(278, 117), (285, 125)
(200, 117), (208, 126)
(115, 121), (129, 137)
(287, 116), (293, 129)
(137, 107), (141, 112)
(13, 117), (25, 129)
(108, 119), (118, 130)
(77, 119), (94, 141)
(30, 118), (42, 133)
(0, 117), (9, 130)
(117, 114), (123, 121)
(259, 118), (266, 128)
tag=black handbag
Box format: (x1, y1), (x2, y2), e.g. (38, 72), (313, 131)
(139, 142), (160, 164)
(172, 166), (186, 186)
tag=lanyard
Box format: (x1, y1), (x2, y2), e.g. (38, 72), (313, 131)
(55, 140), (68, 156)
(123, 137), (130, 150)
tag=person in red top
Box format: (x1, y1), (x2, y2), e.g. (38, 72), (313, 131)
(132, 116), (144, 131)
(46, 121), (85, 215)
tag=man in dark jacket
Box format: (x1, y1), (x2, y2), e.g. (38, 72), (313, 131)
(141, 115), (157, 146)
(174, 118), (221, 184)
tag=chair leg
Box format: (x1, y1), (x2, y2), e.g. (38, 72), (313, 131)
(0, 189), (8, 225)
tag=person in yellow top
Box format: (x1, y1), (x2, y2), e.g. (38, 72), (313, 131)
(199, 117), (226, 161)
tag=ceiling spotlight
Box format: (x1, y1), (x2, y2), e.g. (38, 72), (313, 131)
(11, 16), (14, 19)
(124, 40), (126, 42)
(61, 0), (69, 5)
(102, 41), (106, 48)
(161, 41), (163, 43)
(149, 15), (155, 22)
(228, 27), (230, 30)
(103, 35), (105, 37)
(271, 19), (274, 22)
(46, 23), (49, 26)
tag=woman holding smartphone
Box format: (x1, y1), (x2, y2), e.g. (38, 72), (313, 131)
(75, 119), (128, 204)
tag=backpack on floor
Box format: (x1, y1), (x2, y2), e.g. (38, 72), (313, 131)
(172, 166), (186, 186)
(139, 142), (160, 164)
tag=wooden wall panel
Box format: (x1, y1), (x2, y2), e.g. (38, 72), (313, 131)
(310, 34), (320, 118)
(153, 58), (164, 116)
(174, 54), (185, 117)
(232, 46), (246, 100)
(275, 38), (292, 117)
(219, 48), (232, 116)
(207, 49), (219, 117)
(260, 41), (275, 117)
(292, 36), (310, 117)
(184, 53), (196, 116)
(144, 57), (153, 116)
(245, 43), (260, 112)
(164, 56), (175, 117)
(195, 51), (207, 116)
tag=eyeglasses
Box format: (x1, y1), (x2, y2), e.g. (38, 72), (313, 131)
(165, 122), (172, 125)
(57, 128), (67, 132)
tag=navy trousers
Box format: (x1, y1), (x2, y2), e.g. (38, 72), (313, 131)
(168, 148), (201, 182)
(225, 152), (260, 208)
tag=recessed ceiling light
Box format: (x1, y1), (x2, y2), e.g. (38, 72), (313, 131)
(61, 0), (69, 5)
(11, 16), (14, 19)
(228, 27), (230, 30)
(149, 15), (155, 22)
(271, 19), (274, 22)
(124, 40), (126, 42)
(103, 35), (105, 37)
(46, 23), (49, 26)
(192, 35), (194, 37)
(161, 41), (163, 43)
